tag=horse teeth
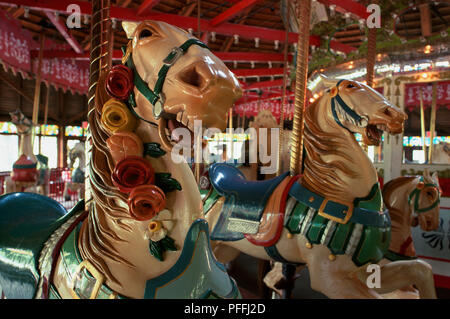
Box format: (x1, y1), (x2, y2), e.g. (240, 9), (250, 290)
(176, 111), (183, 122)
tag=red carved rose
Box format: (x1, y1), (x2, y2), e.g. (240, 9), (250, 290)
(112, 156), (154, 193)
(128, 185), (167, 221)
(105, 65), (134, 100)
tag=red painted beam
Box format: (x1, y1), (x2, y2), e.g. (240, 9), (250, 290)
(329, 40), (357, 54)
(244, 79), (284, 90)
(137, 0), (161, 16)
(232, 68), (285, 77)
(210, 0), (262, 27)
(0, 1), (320, 46)
(318, 0), (370, 20)
(45, 11), (83, 54)
(32, 50), (290, 64)
(216, 52), (290, 62)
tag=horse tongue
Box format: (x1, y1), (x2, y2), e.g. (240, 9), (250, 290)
(168, 119), (182, 142)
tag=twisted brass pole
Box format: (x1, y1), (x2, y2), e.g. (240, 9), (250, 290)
(277, 8), (289, 177)
(85, 0), (112, 211)
(289, 0), (311, 176)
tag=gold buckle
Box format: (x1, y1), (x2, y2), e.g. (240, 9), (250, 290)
(317, 198), (354, 224)
(70, 260), (105, 299)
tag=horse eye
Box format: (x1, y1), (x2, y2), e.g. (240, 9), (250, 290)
(347, 84), (355, 88)
(139, 29), (153, 39)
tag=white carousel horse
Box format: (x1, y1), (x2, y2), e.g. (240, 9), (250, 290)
(204, 76), (437, 298)
(63, 142), (86, 201)
(0, 20), (242, 299)
(3, 110), (43, 194)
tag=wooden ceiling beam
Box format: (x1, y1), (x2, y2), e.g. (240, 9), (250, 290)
(210, 0), (262, 27)
(419, 3), (432, 37)
(137, 0), (161, 16)
(45, 11), (83, 53)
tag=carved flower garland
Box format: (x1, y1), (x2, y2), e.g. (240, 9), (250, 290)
(101, 65), (181, 262)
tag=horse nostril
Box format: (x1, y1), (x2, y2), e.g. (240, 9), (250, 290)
(178, 64), (208, 90)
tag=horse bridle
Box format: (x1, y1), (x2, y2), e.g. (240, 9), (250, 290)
(408, 176), (441, 215)
(330, 79), (369, 132)
(123, 38), (209, 125)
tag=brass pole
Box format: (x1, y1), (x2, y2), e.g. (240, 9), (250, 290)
(428, 82), (437, 163)
(419, 87), (427, 163)
(289, 0), (311, 176)
(365, 19), (377, 154)
(85, 0), (111, 210)
(31, 34), (45, 152)
(277, 3), (289, 176)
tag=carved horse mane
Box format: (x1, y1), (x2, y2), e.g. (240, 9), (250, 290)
(80, 73), (132, 285)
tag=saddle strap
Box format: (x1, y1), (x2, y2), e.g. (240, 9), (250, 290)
(289, 183), (390, 228)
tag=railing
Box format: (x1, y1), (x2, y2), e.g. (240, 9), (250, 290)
(0, 168), (81, 211)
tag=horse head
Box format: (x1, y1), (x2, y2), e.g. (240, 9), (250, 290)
(122, 20), (242, 150)
(320, 75), (407, 146)
(9, 109), (33, 134)
(251, 109), (278, 129)
(410, 169), (441, 231)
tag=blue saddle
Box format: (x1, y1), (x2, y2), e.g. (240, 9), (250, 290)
(0, 193), (79, 299)
(208, 163), (289, 241)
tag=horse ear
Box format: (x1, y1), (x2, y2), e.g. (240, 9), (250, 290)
(122, 21), (139, 39)
(319, 74), (338, 89)
(423, 168), (431, 179)
(432, 171), (439, 182)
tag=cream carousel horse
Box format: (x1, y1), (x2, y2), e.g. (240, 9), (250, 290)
(430, 142), (450, 164)
(383, 170), (441, 261)
(0, 20), (242, 299)
(262, 170), (441, 298)
(63, 142), (85, 201)
(204, 77), (437, 298)
(240, 109), (279, 181)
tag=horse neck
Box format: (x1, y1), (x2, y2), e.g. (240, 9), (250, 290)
(386, 178), (418, 255)
(19, 131), (36, 162)
(80, 122), (203, 298)
(301, 96), (378, 202)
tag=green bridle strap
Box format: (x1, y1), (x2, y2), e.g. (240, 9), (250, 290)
(407, 177), (440, 214)
(123, 38), (209, 120)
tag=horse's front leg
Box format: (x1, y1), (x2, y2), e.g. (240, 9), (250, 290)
(356, 259), (436, 299)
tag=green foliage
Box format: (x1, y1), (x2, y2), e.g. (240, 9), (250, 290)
(149, 235), (178, 262)
(155, 172), (182, 193)
(143, 142), (166, 158)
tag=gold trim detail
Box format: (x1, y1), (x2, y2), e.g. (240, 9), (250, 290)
(317, 198), (353, 224)
(70, 260), (105, 299)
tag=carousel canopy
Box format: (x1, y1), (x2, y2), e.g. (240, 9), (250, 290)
(0, 0), (448, 126)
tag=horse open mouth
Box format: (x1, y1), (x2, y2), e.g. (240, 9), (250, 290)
(365, 124), (384, 146)
(158, 112), (202, 151)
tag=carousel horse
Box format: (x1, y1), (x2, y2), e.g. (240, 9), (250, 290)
(262, 169), (441, 298)
(204, 76), (437, 298)
(0, 20), (242, 299)
(430, 141), (450, 164)
(383, 170), (441, 262)
(63, 142), (86, 201)
(239, 109), (279, 181)
(4, 110), (38, 194)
